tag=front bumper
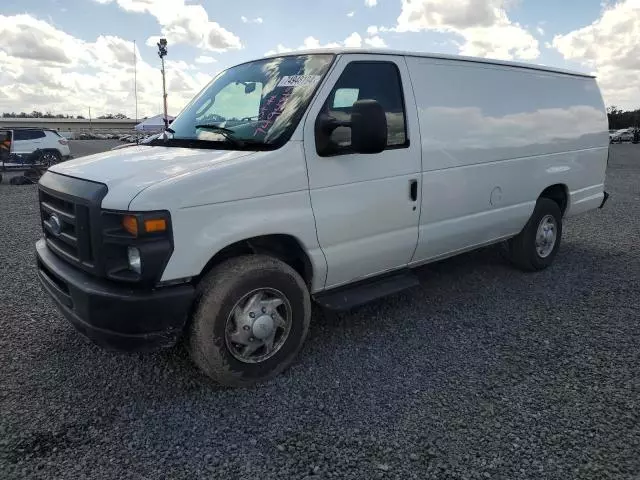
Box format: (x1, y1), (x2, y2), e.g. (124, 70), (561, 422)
(36, 239), (194, 352)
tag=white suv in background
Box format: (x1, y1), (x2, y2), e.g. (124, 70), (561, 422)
(6, 127), (71, 164)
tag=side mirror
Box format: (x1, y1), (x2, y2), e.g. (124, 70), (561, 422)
(315, 99), (388, 156)
(350, 100), (387, 154)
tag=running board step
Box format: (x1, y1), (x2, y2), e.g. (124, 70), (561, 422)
(313, 270), (420, 311)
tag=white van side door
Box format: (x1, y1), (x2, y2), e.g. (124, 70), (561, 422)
(303, 54), (422, 289)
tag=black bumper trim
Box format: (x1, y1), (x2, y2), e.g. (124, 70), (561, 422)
(36, 239), (194, 352)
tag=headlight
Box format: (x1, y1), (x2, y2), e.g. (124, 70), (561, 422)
(127, 246), (142, 274)
(101, 210), (173, 285)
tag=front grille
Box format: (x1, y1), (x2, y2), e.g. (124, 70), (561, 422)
(38, 172), (108, 277)
(40, 190), (86, 263)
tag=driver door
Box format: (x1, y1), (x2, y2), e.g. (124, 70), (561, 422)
(303, 54), (422, 289)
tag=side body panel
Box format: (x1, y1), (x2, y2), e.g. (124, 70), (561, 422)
(129, 141), (328, 291)
(406, 56), (609, 264)
(302, 54), (423, 289)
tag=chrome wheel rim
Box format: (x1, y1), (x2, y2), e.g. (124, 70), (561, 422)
(224, 288), (292, 364)
(535, 214), (557, 258)
(41, 152), (58, 167)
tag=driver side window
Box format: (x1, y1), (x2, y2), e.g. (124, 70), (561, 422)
(196, 82), (263, 125)
(317, 62), (408, 156)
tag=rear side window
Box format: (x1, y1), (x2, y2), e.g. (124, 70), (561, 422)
(317, 61), (408, 155)
(13, 130), (27, 141)
(13, 130), (45, 140)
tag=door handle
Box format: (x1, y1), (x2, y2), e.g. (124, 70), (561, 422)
(409, 179), (418, 202)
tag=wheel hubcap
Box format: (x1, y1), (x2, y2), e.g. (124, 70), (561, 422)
(224, 288), (292, 364)
(42, 153), (56, 167)
(535, 214), (557, 258)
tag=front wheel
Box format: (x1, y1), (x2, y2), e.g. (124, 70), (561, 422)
(188, 255), (311, 387)
(506, 198), (563, 271)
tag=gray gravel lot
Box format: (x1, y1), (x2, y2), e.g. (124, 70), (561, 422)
(1, 145), (639, 479)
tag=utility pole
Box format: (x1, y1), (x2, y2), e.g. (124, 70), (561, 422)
(134, 40), (139, 143)
(157, 38), (169, 130)
(88, 107), (92, 133)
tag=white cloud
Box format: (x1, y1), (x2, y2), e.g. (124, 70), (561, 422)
(364, 35), (387, 47)
(195, 55), (217, 64)
(347, 11), (355, 17)
(367, 25), (379, 35)
(536, 26), (545, 36)
(394, 0), (539, 60)
(0, 14), (212, 118)
(0, 14), (85, 65)
(241, 16), (263, 24)
(265, 33), (353, 56)
(552, 0), (640, 109)
(344, 32), (363, 48)
(365, 0), (377, 6)
(265, 30), (389, 56)
(96, 0), (241, 52)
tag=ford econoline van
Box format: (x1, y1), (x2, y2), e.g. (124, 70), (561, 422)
(36, 49), (609, 386)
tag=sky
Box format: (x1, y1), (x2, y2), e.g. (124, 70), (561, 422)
(0, 0), (638, 118)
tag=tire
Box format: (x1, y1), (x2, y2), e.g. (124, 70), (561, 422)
(42, 150), (61, 167)
(188, 255), (311, 387)
(506, 197), (563, 271)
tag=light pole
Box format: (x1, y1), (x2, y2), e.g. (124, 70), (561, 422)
(157, 38), (169, 130)
(134, 40), (139, 143)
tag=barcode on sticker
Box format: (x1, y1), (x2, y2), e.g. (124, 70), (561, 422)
(277, 75), (321, 87)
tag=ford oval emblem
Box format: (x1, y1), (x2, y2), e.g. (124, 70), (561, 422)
(49, 214), (62, 236)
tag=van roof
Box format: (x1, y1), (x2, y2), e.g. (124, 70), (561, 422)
(264, 48), (594, 79)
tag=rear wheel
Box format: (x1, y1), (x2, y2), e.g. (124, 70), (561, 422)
(188, 255), (311, 387)
(506, 197), (563, 271)
(41, 150), (61, 167)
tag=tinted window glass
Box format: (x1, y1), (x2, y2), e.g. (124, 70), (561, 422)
(13, 130), (45, 140)
(13, 130), (28, 141)
(318, 62), (408, 155)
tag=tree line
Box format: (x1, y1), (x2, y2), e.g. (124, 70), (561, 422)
(607, 107), (640, 130)
(1, 112), (130, 120)
(3, 108), (639, 129)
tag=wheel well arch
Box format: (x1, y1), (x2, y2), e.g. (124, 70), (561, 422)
(197, 234), (314, 287)
(539, 184), (569, 215)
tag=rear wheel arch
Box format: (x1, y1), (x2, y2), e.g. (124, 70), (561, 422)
(539, 183), (569, 216)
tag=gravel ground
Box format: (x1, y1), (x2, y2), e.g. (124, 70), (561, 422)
(1, 145), (639, 480)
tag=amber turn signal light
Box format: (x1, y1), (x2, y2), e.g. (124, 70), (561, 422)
(122, 215), (139, 236)
(144, 218), (167, 233)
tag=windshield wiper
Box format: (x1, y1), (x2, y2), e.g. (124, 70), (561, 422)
(194, 124), (248, 147)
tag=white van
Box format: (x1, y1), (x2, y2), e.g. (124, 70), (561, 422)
(35, 49), (609, 386)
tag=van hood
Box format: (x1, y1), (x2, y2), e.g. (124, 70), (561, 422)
(49, 145), (254, 208)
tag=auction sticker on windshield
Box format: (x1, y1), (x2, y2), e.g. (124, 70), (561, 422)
(277, 75), (321, 88)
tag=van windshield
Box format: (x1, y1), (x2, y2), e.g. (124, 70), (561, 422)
(161, 54), (334, 150)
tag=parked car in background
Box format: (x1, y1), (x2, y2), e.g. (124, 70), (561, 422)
(110, 134), (161, 151)
(0, 127), (71, 164)
(610, 128), (634, 143)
